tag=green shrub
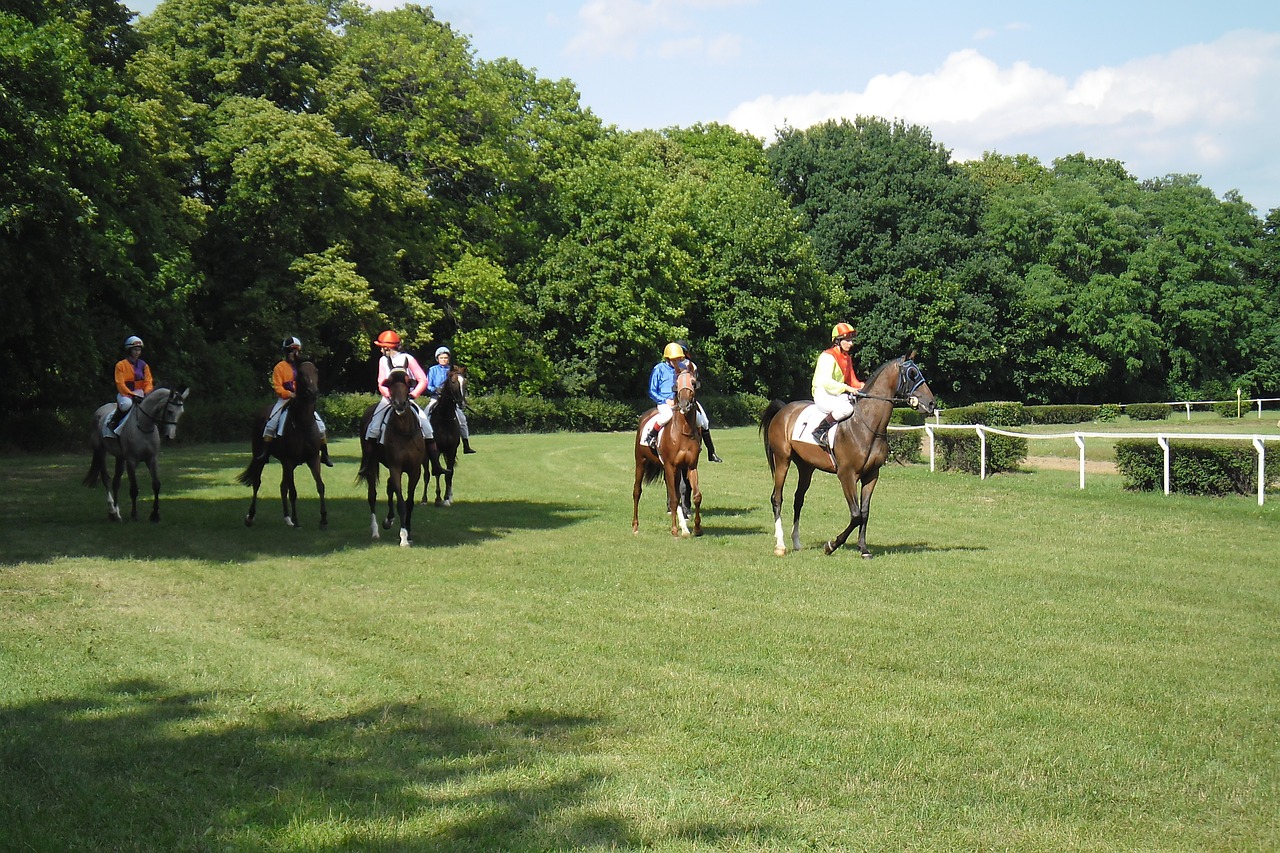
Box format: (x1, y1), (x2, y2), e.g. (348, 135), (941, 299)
(0, 407), (92, 452)
(319, 393), (378, 437)
(1096, 403), (1122, 422)
(936, 401), (1027, 474)
(1211, 400), (1244, 418)
(1024, 404), (1098, 425)
(1115, 439), (1280, 496)
(1125, 403), (1172, 421)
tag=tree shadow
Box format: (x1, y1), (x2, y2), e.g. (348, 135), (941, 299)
(0, 679), (782, 850)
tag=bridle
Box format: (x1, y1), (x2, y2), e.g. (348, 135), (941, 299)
(674, 370), (696, 415)
(134, 388), (186, 433)
(851, 359), (928, 410)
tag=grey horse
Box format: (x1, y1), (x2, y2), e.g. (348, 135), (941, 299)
(84, 386), (189, 522)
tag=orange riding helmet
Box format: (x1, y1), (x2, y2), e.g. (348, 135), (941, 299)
(375, 329), (401, 349)
(831, 322), (855, 342)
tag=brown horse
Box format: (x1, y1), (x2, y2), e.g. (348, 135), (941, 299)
(427, 365), (466, 507)
(633, 369), (702, 537)
(761, 356), (936, 558)
(357, 370), (426, 546)
(238, 361), (328, 529)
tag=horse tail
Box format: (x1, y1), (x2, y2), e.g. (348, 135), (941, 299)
(82, 444), (107, 487)
(760, 399), (787, 472)
(234, 465), (258, 487)
(641, 460), (663, 485)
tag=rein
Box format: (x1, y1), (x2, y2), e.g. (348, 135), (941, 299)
(134, 391), (184, 432)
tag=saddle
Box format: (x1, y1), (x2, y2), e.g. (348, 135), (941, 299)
(790, 404), (826, 445)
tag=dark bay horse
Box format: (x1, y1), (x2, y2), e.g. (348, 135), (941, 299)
(761, 356), (936, 558)
(427, 365), (466, 507)
(238, 361), (327, 529)
(633, 369), (702, 537)
(357, 370), (425, 546)
(84, 386), (189, 522)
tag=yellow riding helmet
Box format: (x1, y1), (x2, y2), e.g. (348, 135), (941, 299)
(663, 342), (685, 360)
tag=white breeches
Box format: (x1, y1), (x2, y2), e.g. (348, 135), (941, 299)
(814, 390), (854, 421)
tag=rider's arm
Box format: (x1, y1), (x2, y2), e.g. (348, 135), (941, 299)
(114, 360), (132, 396)
(406, 356), (429, 399)
(271, 361), (294, 399)
(648, 364), (670, 405)
(376, 357), (392, 399)
(812, 351), (847, 396)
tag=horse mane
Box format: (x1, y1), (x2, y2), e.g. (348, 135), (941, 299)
(861, 356), (905, 390)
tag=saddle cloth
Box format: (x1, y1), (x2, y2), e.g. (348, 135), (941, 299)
(790, 404), (825, 445)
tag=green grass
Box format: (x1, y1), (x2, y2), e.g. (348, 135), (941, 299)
(2, 426), (1278, 850)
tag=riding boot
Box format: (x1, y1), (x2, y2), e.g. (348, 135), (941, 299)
(107, 408), (124, 433)
(255, 436), (273, 462)
(643, 428), (659, 453)
(320, 441), (334, 467)
(702, 428), (723, 463)
(811, 415), (836, 451)
(463, 438), (476, 454)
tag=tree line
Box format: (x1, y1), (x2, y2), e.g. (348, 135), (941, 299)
(5, 0), (1279, 422)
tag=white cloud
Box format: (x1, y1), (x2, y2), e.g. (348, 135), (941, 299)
(725, 30), (1280, 201)
(566, 0), (749, 62)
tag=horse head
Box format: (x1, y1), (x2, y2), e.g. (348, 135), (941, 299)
(384, 368), (411, 413)
(137, 385), (188, 439)
(295, 362), (319, 401)
(894, 355), (937, 416)
(674, 369), (696, 415)
(442, 365), (467, 407)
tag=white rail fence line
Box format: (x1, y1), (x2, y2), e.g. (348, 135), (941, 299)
(889, 424), (1280, 506)
(1161, 396), (1280, 420)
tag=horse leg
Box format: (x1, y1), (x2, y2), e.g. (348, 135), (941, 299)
(666, 464), (687, 537)
(769, 452), (792, 556)
(383, 470), (397, 530)
(791, 465), (815, 553)
(402, 465), (420, 547)
(280, 466), (297, 527)
(366, 461), (380, 540)
(824, 469), (865, 556)
(443, 465), (453, 507)
(124, 460), (140, 521)
(308, 458), (328, 529)
(243, 460), (264, 527)
(853, 474), (880, 558)
(106, 455), (124, 522)
(145, 456), (161, 523)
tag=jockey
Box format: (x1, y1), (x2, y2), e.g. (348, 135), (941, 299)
(259, 336), (332, 466)
(810, 322), (864, 451)
(425, 346), (475, 454)
(673, 339), (722, 463)
(109, 335), (153, 433)
(641, 342), (686, 452)
(365, 329), (432, 443)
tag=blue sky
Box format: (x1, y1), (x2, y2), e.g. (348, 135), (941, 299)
(126, 1), (1280, 213)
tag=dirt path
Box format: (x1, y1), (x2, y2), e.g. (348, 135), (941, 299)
(1024, 455), (1117, 474)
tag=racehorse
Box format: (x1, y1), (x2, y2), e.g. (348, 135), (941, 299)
(633, 368), (702, 537)
(427, 365), (466, 507)
(761, 355), (936, 558)
(357, 369), (425, 546)
(237, 361), (327, 529)
(84, 386), (189, 522)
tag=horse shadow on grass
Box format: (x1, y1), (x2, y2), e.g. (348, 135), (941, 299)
(0, 679), (784, 849)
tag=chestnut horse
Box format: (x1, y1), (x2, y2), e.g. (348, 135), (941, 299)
(357, 369), (425, 546)
(238, 361), (327, 529)
(760, 356), (936, 558)
(84, 386), (189, 522)
(633, 369), (702, 537)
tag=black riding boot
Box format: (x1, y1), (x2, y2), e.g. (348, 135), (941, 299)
(463, 438), (476, 454)
(811, 415), (836, 451)
(427, 440), (445, 476)
(643, 428), (659, 453)
(107, 408), (124, 433)
(320, 442), (334, 467)
(255, 437), (273, 462)
(702, 428), (723, 463)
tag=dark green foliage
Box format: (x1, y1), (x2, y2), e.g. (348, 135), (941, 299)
(1115, 439), (1280, 496)
(1024, 404), (1099, 425)
(1211, 400), (1247, 418)
(1125, 403), (1172, 421)
(1096, 404), (1123, 422)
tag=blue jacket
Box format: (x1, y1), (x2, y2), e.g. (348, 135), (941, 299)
(426, 363), (449, 397)
(648, 361), (677, 405)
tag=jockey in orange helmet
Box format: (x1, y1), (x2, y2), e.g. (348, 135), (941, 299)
(366, 329), (431, 441)
(810, 322), (864, 451)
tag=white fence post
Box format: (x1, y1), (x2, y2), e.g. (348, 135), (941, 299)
(1254, 437), (1266, 507)
(1075, 433), (1086, 489)
(978, 426), (987, 480)
(1159, 436), (1171, 495)
(925, 425), (936, 472)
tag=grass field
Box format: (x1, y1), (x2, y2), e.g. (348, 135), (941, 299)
(2, 422), (1278, 851)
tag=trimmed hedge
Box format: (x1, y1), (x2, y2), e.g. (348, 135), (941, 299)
(887, 408), (925, 464)
(1023, 404), (1098, 425)
(1096, 403), (1122, 422)
(935, 401), (1027, 474)
(1115, 439), (1280, 496)
(1125, 402), (1172, 421)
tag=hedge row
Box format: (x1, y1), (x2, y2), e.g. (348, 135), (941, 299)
(1115, 439), (1280, 496)
(935, 401), (1027, 474)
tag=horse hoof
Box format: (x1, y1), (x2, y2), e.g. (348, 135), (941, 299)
(382, 519), (393, 530)
(823, 541), (836, 556)
(774, 547), (787, 557)
(244, 516), (254, 527)
(860, 551), (874, 560)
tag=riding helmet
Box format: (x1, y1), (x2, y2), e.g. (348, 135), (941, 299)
(282, 336), (302, 351)
(375, 329), (401, 349)
(831, 322), (855, 342)
(663, 342), (685, 360)
(124, 335), (144, 349)
(435, 346), (450, 358)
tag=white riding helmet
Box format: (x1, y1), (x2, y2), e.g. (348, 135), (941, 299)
(435, 346), (450, 358)
(282, 336), (302, 351)
(124, 335), (143, 349)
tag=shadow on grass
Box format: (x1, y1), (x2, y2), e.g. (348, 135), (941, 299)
(1, 678), (779, 849)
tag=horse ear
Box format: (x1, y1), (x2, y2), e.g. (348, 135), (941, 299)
(907, 350), (917, 361)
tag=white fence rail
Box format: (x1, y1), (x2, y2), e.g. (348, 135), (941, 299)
(1161, 396), (1280, 420)
(889, 423), (1280, 506)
